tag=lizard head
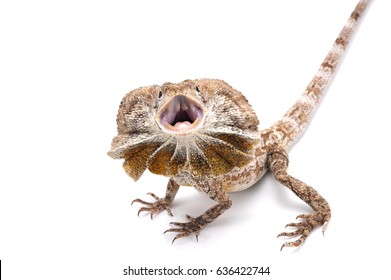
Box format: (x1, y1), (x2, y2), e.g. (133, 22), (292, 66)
(156, 81), (206, 135)
(108, 79), (260, 181)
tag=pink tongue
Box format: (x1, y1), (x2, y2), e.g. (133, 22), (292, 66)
(174, 121), (192, 130)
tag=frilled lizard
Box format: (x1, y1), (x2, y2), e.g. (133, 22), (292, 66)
(108, 0), (370, 249)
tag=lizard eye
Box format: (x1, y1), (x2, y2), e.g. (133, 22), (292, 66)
(195, 85), (206, 104)
(158, 90), (163, 99)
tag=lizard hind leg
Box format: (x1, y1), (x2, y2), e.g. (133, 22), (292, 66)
(131, 178), (180, 219)
(267, 147), (331, 250)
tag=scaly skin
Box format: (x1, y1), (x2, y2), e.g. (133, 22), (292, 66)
(108, 0), (370, 249)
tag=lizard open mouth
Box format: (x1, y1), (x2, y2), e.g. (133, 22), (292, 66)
(157, 95), (205, 134)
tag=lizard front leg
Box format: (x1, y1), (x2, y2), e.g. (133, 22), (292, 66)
(164, 181), (232, 243)
(267, 147), (331, 250)
(132, 178), (180, 219)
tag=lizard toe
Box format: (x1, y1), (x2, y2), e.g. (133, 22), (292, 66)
(132, 192), (173, 219)
(164, 214), (204, 243)
(278, 211), (330, 250)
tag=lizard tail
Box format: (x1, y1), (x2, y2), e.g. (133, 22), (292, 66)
(261, 0), (370, 149)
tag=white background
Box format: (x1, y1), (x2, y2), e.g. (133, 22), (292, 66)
(1, 0), (390, 279)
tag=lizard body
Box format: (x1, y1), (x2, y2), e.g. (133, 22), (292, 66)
(108, 0), (370, 249)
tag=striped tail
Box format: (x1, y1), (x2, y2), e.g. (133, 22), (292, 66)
(261, 0), (370, 149)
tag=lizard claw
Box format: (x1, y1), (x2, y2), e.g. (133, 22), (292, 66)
(131, 192), (173, 219)
(164, 214), (204, 243)
(278, 211), (330, 250)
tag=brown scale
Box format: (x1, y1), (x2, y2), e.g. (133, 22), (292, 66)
(108, 0), (371, 249)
